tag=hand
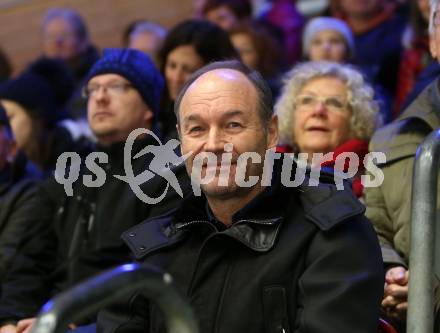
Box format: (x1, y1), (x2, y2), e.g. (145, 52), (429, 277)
(382, 267), (409, 321)
(16, 318), (35, 333)
(0, 325), (17, 333)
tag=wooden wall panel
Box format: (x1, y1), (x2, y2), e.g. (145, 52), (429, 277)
(0, 0), (193, 74)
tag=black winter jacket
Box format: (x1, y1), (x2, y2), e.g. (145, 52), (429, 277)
(0, 137), (187, 324)
(0, 173), (37, 281)
(98, 161), (384, 333)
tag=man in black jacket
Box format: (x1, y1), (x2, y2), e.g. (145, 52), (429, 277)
(97, 60), (384, 333)
(0, 48), (185, 333)
(0, 106), (37, 282)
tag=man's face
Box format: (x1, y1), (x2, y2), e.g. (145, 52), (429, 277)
(43, 17), (85, 60)
(86, 74), (153, 145)
(178, 69), (278, 199)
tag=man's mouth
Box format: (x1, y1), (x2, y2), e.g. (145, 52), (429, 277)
(94, 111), (113, 118)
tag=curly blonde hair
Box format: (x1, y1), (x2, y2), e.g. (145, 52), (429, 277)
(275, 61), (382, 147)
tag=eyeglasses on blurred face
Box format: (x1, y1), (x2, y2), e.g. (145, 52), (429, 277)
(82, 82), (134, 99)
(295, 94), (349, 113)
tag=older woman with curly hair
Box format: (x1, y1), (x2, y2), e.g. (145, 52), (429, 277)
(275, 61), (382, 197)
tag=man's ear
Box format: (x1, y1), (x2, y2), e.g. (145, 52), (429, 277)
(176, 124), (183, 154)
(267, 115), (279, 149)
(143, 108), (154, 127)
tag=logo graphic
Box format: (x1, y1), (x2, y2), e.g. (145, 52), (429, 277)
(55, 128), (386, 202)
(114, 128), (190, 204)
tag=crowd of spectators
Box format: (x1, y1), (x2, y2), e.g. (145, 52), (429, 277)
(0, 0), (437, 332)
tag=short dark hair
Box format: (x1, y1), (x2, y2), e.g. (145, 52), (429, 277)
(202, 0), (252, 19)
(174, 60), (273, 129)
(158, 19), (238, 74)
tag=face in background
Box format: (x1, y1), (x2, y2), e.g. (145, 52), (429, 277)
(165, 45), (205, 101)
(293, 76), (352, 156)
(339, 0), (383, 18)
(86, 74), (153, 145)
(1, 100), (33, 154)
(43, 17), (86, 60)
(308, 30), (348, 63)
(430, 1), (440, 61)
(178, 69), (278, 199)
(230, 32), (259, 70)
(206, 5), (240, 31)
(129, 31), (163, 65)
(418, 0), (431, 22)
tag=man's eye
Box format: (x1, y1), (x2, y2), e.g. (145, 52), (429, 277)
(227, 122), (242, 129)
(87, 86), (99, 93)
(188, 126), (203, 133)
(110, 84), (125, 92)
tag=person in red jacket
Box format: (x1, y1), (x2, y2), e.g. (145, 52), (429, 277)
(275, 61), (382, 197)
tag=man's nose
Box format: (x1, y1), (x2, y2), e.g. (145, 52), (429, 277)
(203, 128), (226, 153)
(94, 87), (110, 103)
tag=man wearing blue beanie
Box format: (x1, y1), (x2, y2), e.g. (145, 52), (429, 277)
(84, 48), (163, 144)
(0, 48), (185, 333)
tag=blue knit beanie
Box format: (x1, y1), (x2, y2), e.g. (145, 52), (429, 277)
(85, 48), (164, 117)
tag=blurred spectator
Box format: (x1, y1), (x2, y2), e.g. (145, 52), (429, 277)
(364, 0), (440, 329)
(335, 0), (407, 123)
(296, 0), (330, 16)
(0, 58), (80, 177)
(42, 8), (100, 119)
(42, 8), (99, 85)
(122, 20), (167, 67)
(394, 0), (434, 117)
(302, 17), (355, 63)
(0, 105), (38, 283)
(275, 61), (381, 197)
(0, 49), (11, 83)
(258, 0), (306, 66)
(229, 21), (286, 98)
(158, 19), (238, 139)
(192, 0), (208, 18)
(0, 48), (185, 333)
(202, 0), (252, 31)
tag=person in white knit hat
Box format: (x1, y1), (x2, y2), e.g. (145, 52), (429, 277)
(302, 17), (355, 63)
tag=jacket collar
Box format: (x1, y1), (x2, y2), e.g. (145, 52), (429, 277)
(399, 78), (440, 130)
(123, 156), (365, 259)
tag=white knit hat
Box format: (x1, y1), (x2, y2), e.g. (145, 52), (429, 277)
(302, 17), (355, 59)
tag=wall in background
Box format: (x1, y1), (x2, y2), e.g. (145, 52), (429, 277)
(0, 0), (193, 74)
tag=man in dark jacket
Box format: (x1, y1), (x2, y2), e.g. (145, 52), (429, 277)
(0, 48), (186, 333)
(0, 106), (37, 282)
(97, 60), (384, 333)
